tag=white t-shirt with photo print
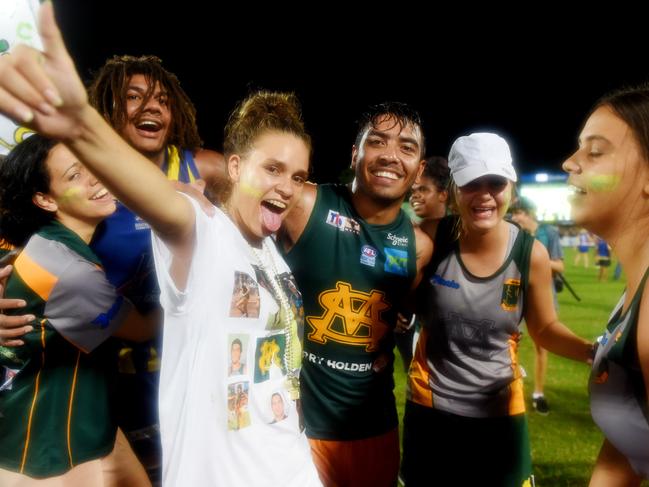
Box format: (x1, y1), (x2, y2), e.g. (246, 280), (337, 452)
(152, 196), (320, 487)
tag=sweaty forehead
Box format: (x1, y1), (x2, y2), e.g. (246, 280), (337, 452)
(363, 117), (422, 150)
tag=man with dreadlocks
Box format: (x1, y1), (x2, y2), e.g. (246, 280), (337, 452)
(88, 55), (224, 482)
(277, 102), (432, 487)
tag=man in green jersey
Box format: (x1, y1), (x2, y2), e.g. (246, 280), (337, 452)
(279, 102), (432, 487)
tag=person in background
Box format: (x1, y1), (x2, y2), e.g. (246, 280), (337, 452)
(574, 228), (592, 268)
(395, 155), (449, 371)
(594, 236), (611, 282)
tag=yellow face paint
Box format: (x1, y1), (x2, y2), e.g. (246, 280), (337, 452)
(59, 187), (84, 202)
(238, 170), (264, 198)
(239, 181), (264, 198)
(587, 174), (620, 193)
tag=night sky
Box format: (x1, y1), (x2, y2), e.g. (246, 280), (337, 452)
(50, 1), (649, 183)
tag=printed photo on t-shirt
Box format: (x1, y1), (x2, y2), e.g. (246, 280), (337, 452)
(227, 334), (249, 377)
(254, 334), (286, 383)
(269, 390), (289, 424)
(229, 271), (260, 318)
(227, 381), (251, 431)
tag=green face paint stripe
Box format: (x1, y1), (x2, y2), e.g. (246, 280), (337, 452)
(587, 174), (621, 192)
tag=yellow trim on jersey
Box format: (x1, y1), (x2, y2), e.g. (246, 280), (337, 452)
(20, 320), (47, 472)
(14, 251), (58, 301)
(407, 328), (433, 406)
(507, 332), (526, 415)
(166, 146), (197, 183)
(66, 351), (81, 467)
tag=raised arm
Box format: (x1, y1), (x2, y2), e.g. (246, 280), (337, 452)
(278, 182), (317, 252)
(0, 3), (194, 250)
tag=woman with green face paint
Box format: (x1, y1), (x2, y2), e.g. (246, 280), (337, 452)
(402, 133), (593, 487)
(0, 134), (156, 483)
(564, 85), (649, 485)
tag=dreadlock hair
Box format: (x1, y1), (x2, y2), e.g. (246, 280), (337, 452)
(354, 101), (426, 158)
(0, 134), (57, 247)
(89, 55), (203, 150)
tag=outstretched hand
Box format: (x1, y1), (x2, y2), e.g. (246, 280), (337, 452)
(0, 2), (88, 140)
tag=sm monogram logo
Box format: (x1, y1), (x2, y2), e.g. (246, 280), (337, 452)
(306, 281), (390, 351)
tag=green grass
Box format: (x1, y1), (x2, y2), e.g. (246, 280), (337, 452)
(393, 248), (648, 486)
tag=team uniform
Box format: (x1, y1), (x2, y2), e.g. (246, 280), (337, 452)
(595, 239), (611, 267)
(590, 268), (649, 478)
(577, 230), (590, 254)
(404, 216), (535, 486)
(151, 196), (320, 486)
(535, 223), (563, 307)
(0, 221), (143, 483)
(283, 184), (417, 486)
(90, 146), (200, 473)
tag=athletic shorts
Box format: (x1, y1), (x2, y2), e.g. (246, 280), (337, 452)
(596, 258), (611, 267)
(308, 428), (399, 487)
(402, 401), (533, 487)
(0, 429), (150, 487)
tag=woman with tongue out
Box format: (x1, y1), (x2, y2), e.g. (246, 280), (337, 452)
(0, 5), (321, 485)
(402, 132), (592, 486)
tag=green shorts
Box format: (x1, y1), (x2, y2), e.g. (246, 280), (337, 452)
(402, 401), (533, 486)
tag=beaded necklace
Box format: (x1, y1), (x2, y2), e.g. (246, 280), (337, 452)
(250, 241), (302, 400)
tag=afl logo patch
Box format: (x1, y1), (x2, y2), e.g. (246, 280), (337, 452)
(360, 245), (377, 267)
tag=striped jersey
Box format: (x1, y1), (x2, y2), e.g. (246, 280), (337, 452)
(409, 216), (534, 417)
(0, 221), (132, 477)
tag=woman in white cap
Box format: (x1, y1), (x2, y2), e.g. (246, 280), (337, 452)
(402, 132), (593, 486)
(564, 86), (649, 485)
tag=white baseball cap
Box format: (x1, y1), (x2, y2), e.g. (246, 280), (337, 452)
(448, 132), (517, 187)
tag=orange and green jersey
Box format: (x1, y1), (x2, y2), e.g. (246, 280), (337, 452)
(283, 184), (417, 440)
(408, 216), (534, 417)
(0, 221), (133, 477)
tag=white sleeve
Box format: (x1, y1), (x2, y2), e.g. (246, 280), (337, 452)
(151, 193), (221, 315)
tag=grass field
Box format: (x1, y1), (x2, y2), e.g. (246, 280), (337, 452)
(393, 247), (648, 486)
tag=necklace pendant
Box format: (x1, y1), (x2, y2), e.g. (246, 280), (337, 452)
(285, 376), (300, 400)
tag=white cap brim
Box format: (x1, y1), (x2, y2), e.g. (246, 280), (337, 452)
(453, 165), (518, 187)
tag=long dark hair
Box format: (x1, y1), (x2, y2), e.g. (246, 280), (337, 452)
(594, 84), (649, 161)
(0, 135), (57, 246)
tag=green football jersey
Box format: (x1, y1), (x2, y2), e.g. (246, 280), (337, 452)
(283, 184), (417, 440)
(0, 221), (132, 477)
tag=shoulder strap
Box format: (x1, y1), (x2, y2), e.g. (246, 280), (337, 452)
(425, 215), (459, 280)
(510, 225), (535, 292)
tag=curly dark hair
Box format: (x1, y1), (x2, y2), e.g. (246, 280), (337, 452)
(422, 155), (450, 191)
(0, 135), (57, 247)
(354, 101), (425, 158)
(89, 55), (203, 150)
